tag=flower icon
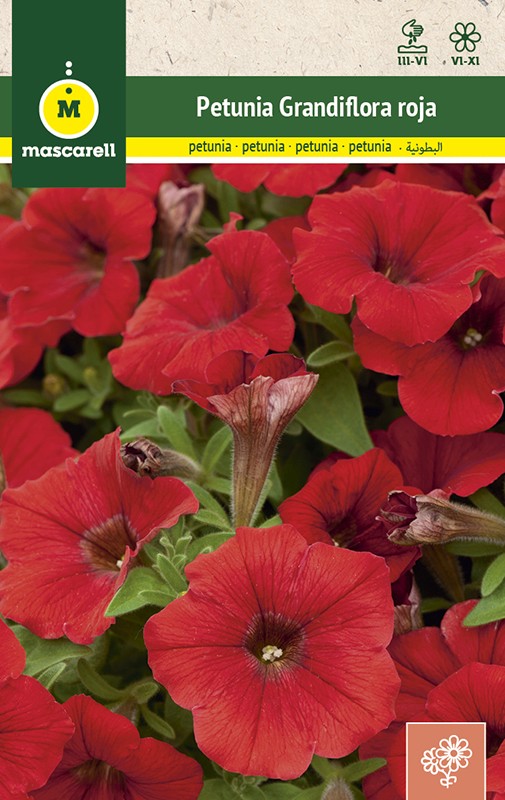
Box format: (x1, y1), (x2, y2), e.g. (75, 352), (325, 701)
(421, 748), (441, 775)
(421, 735), (473, 788)
(436, 736), (473, 772)
(450, 22), (481, 52)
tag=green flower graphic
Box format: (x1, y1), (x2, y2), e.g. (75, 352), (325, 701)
(450, 22), (481, 52)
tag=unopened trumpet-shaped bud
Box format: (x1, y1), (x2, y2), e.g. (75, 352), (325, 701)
(173, 351), (318, 527)
(380, 489), (505, 547)
(157, 181), (205, 277)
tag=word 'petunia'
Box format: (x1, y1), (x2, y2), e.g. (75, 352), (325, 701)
(0, 430), (197, 644)
(145, 524), (399, 779)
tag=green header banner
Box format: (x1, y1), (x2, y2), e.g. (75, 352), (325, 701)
(1, 76), (504, 140)
(124, 76), (505, 138)
(11, 0), (125, 187)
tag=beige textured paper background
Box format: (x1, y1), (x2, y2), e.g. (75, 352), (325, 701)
(0, 0), (504, 76)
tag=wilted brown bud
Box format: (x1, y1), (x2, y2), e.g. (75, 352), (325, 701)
(381, 490), (505, 547)
(121, 437), (200, 480)
(321, 779), (354, 800)
(393, 580), (422, 635)
(157, 181), (205, 277)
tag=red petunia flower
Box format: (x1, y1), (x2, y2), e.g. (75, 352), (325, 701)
(361, 601), (505, 800)
(109, 228), (294, 394)
(0, 217), (69, 389)
(0, 294), (68, 390)
(174, 351), (317, 526)
(212, 164), (348, 197)
(262, 216), (310, 263)
(353, 275), (505, 435)
(373, 416), (505, 497)
(145, 524), (399, 779)
(0, 430), (198, 644)
(0, 408), (77, 491)
(31, 694), (203, 800)
(292, 181), (505, 346)
(279, 448), (419, 582)
(0, 619), (74, 799)
(0, 188), (156, 336)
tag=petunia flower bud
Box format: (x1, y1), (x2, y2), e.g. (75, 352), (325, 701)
(381, 489), (505, 547)
(321, 779), (354, 800)
(174, 352), (318, 527)
(120, 437), (200, 480)
(157, 181), (205, 277)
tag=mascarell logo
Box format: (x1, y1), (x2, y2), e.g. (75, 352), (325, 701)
(39, 61), (99, 139)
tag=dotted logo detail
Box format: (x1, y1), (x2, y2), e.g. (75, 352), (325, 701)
(39, 61), (99, 140)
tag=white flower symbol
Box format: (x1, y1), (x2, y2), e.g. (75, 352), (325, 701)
(421, 735), (473, 788)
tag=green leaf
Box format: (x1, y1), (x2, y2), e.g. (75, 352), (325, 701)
(12, 626), (91, 677)
(195, 508), (231, 529)
(262, 193), (310, 218)
(470, 488), (505, 519)
(216, 180), (241, 223)
(292, 788), (323, 800)
(445, 541), (504, 557)
(376, 380), (398, 398)
(129, 679), (159, 704)
(156, 554), (188, 593)
(187, 531), (234, 559)
(341, 758), (386, 782)
(140, 704), (176, 739)
(157, 405), (196, 459)
(307, 341), (355, 367)
(53, 353), (85, 383)
(259, 515), (282, 528)
(1, 389), (49, 407)
(205, 475), (233, 495)
(481, 553), (505, 596)
(77, 660), (125, 700)
(105, 568), (171, 617)
(263, 785), (301, 799)
(120, 419), (161, 440)
(53, 389), (90, 412)
(202, 426), (233, 473)
(464, 581), (505, 626)
(420, 597), (453, 613)
(306, 305), (353, 342)
(35, 662), (68, 690)
(297, 365), (372, 456)
(311, 755), (337, 780)
(187, 481), (230, 522)
(241, 788), (267, 799)
(199, 780), (237, 800)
